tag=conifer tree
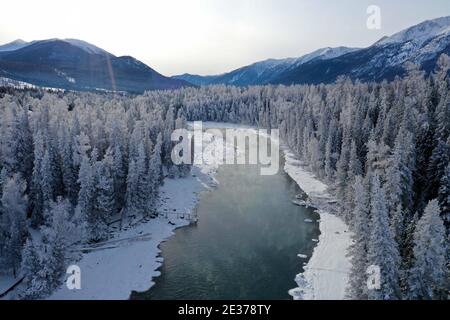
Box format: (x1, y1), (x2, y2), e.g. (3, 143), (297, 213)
(367, 175), (401, 300)
(407, 200), (447, 299)
(347, 176), (370, 299)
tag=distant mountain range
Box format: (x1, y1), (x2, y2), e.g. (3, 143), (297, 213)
(174, 47), (359, 86)
(0, 38), (191, 93)
(1, 16), (449, 93)
(173, 16), (450, 86)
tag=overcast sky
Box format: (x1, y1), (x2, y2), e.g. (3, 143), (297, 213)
(1, 0), (449, 76)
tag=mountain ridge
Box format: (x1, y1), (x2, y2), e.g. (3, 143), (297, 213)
(174, 16), (450, 86)
(173, 46), (359, 86)
(0, 38), (191, 93)
(1, 16), (449, 91)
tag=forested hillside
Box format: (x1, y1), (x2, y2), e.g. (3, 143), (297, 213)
(0, 90), (190, 297)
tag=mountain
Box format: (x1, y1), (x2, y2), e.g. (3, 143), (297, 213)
(0, 38), (191, 93)
(274, 16), (450, 85)
(175, 16), (450, 86)
(173, 46), (359, 86)
(376, 16), (450, 47)
(0, 39), (29, 52)
(173, 73), (222, 86)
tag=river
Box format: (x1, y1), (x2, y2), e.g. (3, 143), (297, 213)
(132, 131), (320, 300)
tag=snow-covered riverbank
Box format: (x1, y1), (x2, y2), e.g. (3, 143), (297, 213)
(48, 176), (202, 299)
(283, 148), (352, 300)
(47, 129), (230, 300)
(3, 179), (203, 300)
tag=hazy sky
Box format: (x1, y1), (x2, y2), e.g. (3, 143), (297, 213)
(0, 0), (449, 76)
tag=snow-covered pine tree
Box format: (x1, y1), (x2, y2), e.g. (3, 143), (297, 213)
(432, 54), (450, 144)
(385, 129), (411, 213)
(365, 134), (391, 181)
(45, 197), (77, 249)
(76, 154), (94, 241)
(367, 174), (401, 300)
(40, 149), (55, 211)
(60, 125), (78, 204)
(91, 149), (114, 241)
(343, 140), (363, 224)
(146, 137), (163, 214)
(43, 128), (64, 200)
(427, 139), (449, 210)
(128, 120), (145, 164)
(347, 176), (370, 299)
(433, 54), (450, 104)
(23, 240), (62, 298)
(112, 144), (126, 214)
(1, 174), (29, 277)
(335, 129), (350, 218)
(20, 238), (42, 299)
(124, 159), (139, 226)
(73, 132), (91, 168)
(2, 104), (34, 184)
(324, 118), (340, 182)
(438, 163), (450, 228)
(136, 142), (149, 217)
(407, 199), (447, 299)
(1, 103), (23, 176)
(40, 201), (71, 292)
(390, 203), (405, 245)
(30, 131), (45, 227)
(401, 211), (419, 271)
(153, 133), (164, 184)
(163, 107), (176, 164)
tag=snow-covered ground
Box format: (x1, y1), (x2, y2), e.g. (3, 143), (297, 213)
(283, 148), (352, 300)
(48, 177), (199, 299)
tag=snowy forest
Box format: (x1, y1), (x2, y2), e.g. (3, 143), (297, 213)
(0, 54), (449, 299)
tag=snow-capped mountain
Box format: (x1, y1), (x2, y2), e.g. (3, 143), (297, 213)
(173, 47), (359, 86)
(0, 39), (29, 52)
(261, 16), (450, 85)
(0, 38), (110, 54)
(62, 39), (110, 55)
(296, 46), (360, 64)
(0, 38), (191, 92)
(175, 16), (450, 86)
(377, 16), (450, 47)
(370, 16), (450, 69)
